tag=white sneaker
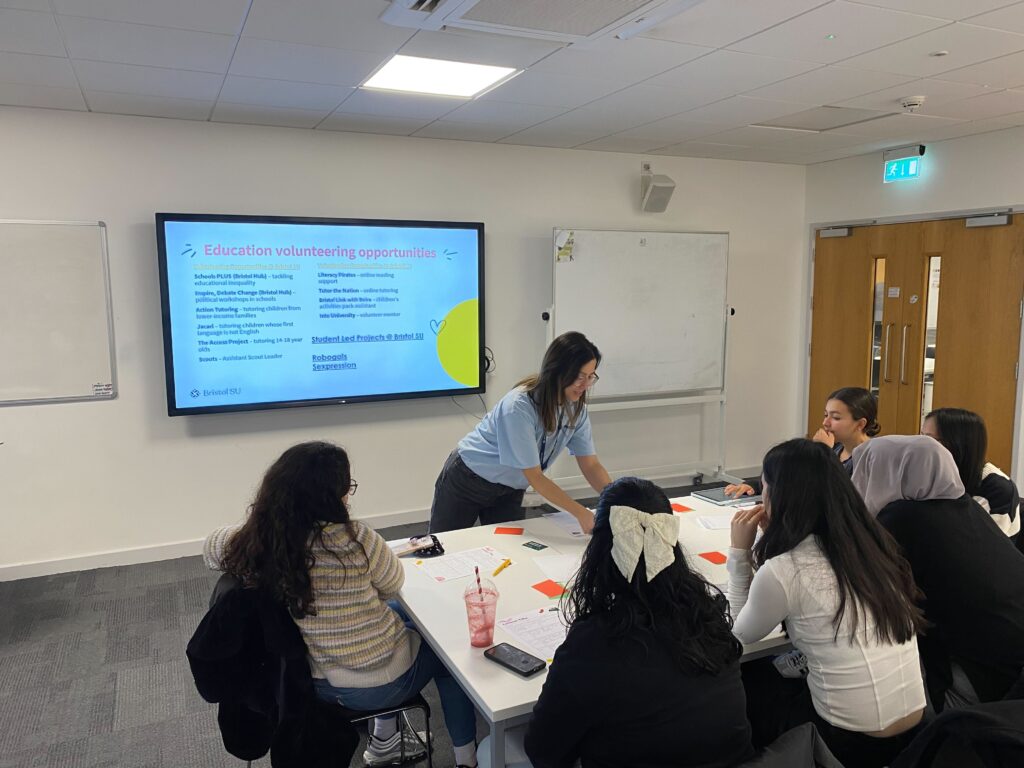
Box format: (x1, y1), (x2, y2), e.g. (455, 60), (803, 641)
(362, 730), (429, 766)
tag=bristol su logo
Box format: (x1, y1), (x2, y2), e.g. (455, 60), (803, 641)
(190, 389), (201, 398)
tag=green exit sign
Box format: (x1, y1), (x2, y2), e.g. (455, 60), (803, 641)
(884, 156), (922, 183)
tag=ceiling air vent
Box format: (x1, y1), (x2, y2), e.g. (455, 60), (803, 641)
(380, 0), (707, 43)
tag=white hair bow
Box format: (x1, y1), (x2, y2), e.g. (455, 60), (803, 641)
(609, 506), (680, 583)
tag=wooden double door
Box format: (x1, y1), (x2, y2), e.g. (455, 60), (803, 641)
(808, 217), (1024, 469)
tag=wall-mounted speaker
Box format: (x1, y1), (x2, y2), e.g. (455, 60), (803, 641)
(641, 167), (675, 213)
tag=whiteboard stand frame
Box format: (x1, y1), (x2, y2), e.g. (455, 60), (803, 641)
(547, 227), (739, 488)
(0, 219), (118, 407)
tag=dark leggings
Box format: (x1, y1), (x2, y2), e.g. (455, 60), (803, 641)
(428, 451), (526, 533)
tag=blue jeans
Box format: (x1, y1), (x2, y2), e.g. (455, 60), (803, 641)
(313, 603), (477, 748)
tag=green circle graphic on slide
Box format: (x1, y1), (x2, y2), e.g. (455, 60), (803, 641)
(437, 298), (479, 387)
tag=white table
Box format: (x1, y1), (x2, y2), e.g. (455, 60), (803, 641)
(396, 495), (788, 768)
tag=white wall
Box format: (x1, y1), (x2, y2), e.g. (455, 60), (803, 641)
(0, 107), (807, 577)
(805, 125), (1024, 487)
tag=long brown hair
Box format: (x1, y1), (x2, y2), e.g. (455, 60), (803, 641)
(221, 441), (354, 617)
(516, 331), (601, 432)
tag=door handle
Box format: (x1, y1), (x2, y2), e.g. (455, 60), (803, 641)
(900, 324), (910, 385)
(883, 323), (894, 383)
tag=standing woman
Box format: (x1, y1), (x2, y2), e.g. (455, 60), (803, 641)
(922, 407), (1021, 544)
(430, 332), (612, 534)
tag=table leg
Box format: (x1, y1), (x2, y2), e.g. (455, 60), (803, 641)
(489, 719), (506, 767)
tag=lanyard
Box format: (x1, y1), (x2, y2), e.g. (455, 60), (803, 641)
(539, 410), (565, 471)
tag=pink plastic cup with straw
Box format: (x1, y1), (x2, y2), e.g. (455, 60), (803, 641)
(464, 567), (499, 648)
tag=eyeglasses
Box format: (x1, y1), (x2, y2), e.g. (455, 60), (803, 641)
(574, 372), (600, 386)
(348, 479), (358, 496)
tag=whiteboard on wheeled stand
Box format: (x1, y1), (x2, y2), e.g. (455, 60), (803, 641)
(0, 220), (117, 406)
(552, 229), (728, 399)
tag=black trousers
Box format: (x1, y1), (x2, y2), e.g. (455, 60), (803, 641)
(428, 451), (526, 533)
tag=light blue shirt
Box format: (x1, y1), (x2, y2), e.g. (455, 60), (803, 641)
(458, 388), (596, 489)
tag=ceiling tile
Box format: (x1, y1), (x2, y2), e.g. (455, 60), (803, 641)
(497, 121), (609, 148)
(0, 51), (77, 88)
(835, 111), (963, 138)
(580, 84), (730, 122)
(745, 65), (914, 104)
(52, 0), (250, 35)
(531, 36), (711, 89)
(575, 135), (671, 152)
(478, 70), (621, 109)
(218, 75), (352, 111)
(1, 1), (50, 10)
(86, 90), (212, 119)
(397, 28), (562, 69)
(333, 88), (465, 120)
(836, 77), (991, 112)
(770, 129), (876, 151)
(759, 104), (891, 128)
(927, 88), (1024, 119)
(242, 0), (414, 53)
(0, 81), (85, 109)
(727, 147), (816, 164)
(212, 101), (327, 128)
(643, 0), (829, 48)
(847, 0), (1016, 20)
(651, 140), (754, 159)
(728, 1), (947, 64)
(60, 16), (235, 72)
(646, 50), (819, 100)
(228, 38), (383, 87)
(74, 59), (223, 100)
(962, 3), (1024, 33)
(317, 112), (430, 135)
(680, 96), (811, 125)
(412, 120), (516, 142)
(703, 125), (816, 146)
(613, 116), (734, 143)
(914, 112), (1024, 141)
(442, 98), (565, 128)
(0, 9), (66, 56)
(842, 22), (1024, 78)
(515, 107), (637, 136)
(939, 50), (1024, 89)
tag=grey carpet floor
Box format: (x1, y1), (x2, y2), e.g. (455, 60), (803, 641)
(0, 482), (710, 768)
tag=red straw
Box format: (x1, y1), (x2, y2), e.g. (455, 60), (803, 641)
(475, 565), (483, 598)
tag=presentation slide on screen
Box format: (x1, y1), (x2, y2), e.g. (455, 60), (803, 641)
(162, 220), (481, 410)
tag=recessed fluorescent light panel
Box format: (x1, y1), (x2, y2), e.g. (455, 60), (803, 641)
(362, 55), (519, 98)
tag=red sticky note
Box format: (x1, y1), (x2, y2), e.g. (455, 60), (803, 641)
(494, 526), (525, 535)
(671, 503), (693, 513)
(532, 579), (567, 598)
(699, 551), (728, 565)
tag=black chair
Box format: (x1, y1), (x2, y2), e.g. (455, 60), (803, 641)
(890, 699), (1024, 768)
(189, 574), (433, 767)
(736, 722), (844, 768)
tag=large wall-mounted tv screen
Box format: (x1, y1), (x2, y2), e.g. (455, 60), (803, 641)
(156, 214), (484, 415)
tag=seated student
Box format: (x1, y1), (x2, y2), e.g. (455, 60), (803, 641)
(852, 435), (1024, 709)
(922, 407), (1021, 545)
(728, 438), (927, 768)
(521, 477), (754, 768)
(726, 386), (879, 496)
(203, 441), (480, 768)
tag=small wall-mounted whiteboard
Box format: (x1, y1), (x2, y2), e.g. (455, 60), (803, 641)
(553, 228), (728, 399)
(0, 220), (117, 406)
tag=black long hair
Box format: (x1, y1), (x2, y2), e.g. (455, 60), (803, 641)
(564, 477), (742, 674)
(755, 439), (925, 643)
(827, 386), (881, 437)
(221, 441), (354, 618)
(517, 331), (601, 432)
(925, 407), (987, 495)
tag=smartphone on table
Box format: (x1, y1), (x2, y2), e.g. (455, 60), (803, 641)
(484, 643), (546, 677)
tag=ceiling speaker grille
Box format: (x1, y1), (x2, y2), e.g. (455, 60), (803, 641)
(461, 0), (650, 37)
